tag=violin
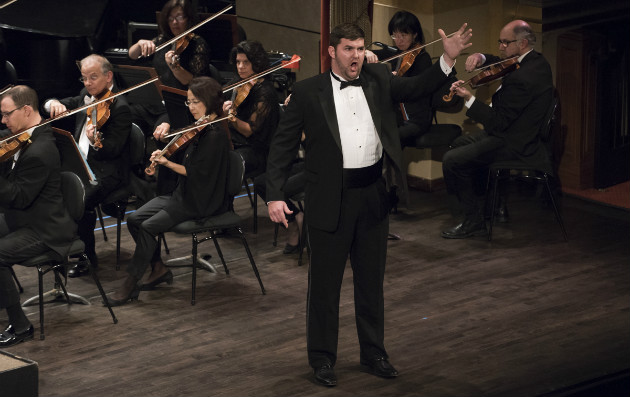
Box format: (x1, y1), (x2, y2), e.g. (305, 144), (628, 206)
(396, 43), (423, 77)
(169, 33), (194, 67)
(145, 113), (233, 175)
(228, 78), (257, 116)
(86, 89), (115, 149)
(0, 130), (31, 162)
(443, 56), (519, 102)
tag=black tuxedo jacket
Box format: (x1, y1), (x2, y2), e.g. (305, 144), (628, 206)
(468, 50), (553, 173)
(0, 125), (77, 256)
(58, 87), (131, 191)
(267, 61), (452, 232)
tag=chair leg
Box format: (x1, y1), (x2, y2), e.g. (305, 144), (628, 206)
(488, 169), (501, 241)
(211, 234), (230, 275)
(96, 205), (108, 241)
(89, 258), (118, 324)
(158, 233), (170, 255)
(253, 187), (258, 234)
(191, 233), (198, 306)
(543, 175), (568, 241)
(244, 180), (255, 208)
(115, 207), (123, 270)
(37, 269), (45, 340)
(9, 266), (23, 293)
(235, 227), (266, 295)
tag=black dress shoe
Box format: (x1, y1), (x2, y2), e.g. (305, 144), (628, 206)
(441, 218), (487, 239)
(68, 262), (90, 278)
(360, 356), (399, 378)
(313, 363), (337, 387)
(140, 270), (174, 291)
(0, 324), (34, 347)
(282, 243), (300, 254)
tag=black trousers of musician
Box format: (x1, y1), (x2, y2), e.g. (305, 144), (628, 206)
(306, 175), (391, 369)
(0, 215), (47, 311)
(126, 195), (181, 280)
(442, 131), (515, 219)
(78, 182), (122, 264)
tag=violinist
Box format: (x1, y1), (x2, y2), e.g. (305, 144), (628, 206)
(128, 0), (211, 137)
(368, 11), (458, 148)
(222, 40), (280, 175)
(44, 54), (131, 275)
(441, 20), (553, 239)
(0, 86), (76, 347)
(107, 76), (231, 306)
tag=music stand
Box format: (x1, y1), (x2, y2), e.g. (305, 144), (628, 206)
(112, 64), (163, 109)
(52, 127), (96, 186)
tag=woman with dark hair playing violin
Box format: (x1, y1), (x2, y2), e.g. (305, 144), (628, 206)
(107, 76), (231, 306)
(222, 40), (280, 176)
(368, 11), (458, 148)
(128, 0), (211, 141)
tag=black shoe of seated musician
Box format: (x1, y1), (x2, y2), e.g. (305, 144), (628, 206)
(313, 363), (337, 387)
(68, 253), (97, 278)
(441, 217), (487, 239)
(360, 356), (399, 378)
(0, 324), (35, 347)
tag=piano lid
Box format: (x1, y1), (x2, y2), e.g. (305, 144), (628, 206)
(0, 0), (109, 38)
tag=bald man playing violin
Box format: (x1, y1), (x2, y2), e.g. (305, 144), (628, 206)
(44, 54), (131, 274)
(441, 20), (553, 239)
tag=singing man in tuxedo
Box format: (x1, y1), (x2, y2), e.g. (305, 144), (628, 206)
(45, 54), (131, 276)
(441, 20), (553, 239)
(0, 86), (76, 347)
(266, 22), (472, 386)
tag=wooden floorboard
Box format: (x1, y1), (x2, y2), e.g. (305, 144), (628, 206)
(2, 185), (629, 397)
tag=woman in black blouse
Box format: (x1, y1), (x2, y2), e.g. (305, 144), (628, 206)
(107, 76), (230, 306)
(128, 0), (211, 137)
(223, 40), (279, 175)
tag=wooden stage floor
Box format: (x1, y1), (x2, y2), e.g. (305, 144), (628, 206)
(2, 184), (629, 396)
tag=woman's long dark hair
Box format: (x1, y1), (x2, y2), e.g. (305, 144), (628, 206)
(157, 0), (195, 39)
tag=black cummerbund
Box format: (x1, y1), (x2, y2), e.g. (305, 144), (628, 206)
(343, 157), (383, 189)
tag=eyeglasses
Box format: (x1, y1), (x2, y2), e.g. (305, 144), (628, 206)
(1, 105), (25, 119)
(391, 33), (411, 41)
(184, 99), (201, 107)
(498, 39), (518, 47)
(79, 74), (103, 83)
(168, 15), (186, 23)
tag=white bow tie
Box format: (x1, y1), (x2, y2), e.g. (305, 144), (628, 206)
(84, 95), (95, 105)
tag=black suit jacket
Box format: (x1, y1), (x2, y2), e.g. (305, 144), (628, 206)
(0, 125), (77, 256)
(267, 61), (452, 232)
(58, 87), (131, 191)
(467, 51), (553, 173)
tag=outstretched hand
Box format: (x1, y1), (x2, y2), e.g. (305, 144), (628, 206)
(268, 200), (293, 229)
(440, 23), (473, 65)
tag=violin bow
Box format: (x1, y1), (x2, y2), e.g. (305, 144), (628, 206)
(467, 55), (520, 74)
(0, 84), (13, 96)
(222, 54), (301, 94)
(162, 114), (232, 140)
(379, 31), (457, 64)
(154, 4), (234, 53)
(1, 77), (159, 144)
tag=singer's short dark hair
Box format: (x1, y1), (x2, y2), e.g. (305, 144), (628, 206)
(329, 23), (365, 48)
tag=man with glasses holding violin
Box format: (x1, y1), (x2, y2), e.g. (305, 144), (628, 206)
(441, 20), (553, 239)
(0, 85), (76, 347)
(44, 54), (131, 275)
